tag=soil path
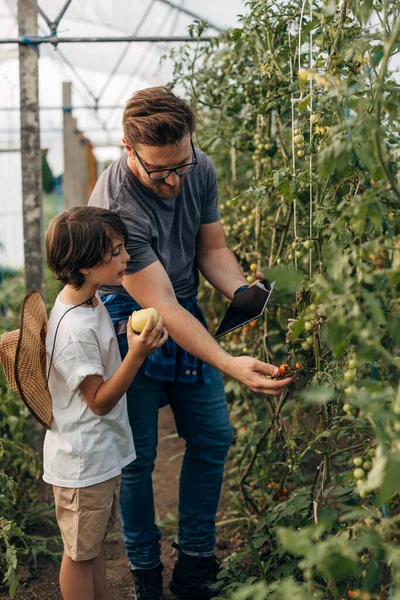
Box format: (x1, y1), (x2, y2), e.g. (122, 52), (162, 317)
(2, 405), (233, 600)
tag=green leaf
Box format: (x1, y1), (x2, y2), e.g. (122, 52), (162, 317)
(277, 527), (312, 556)
(300, 385), (336, 404)
(258, 267), (304, 296)
(242, 528), (266, 579)
(362, 290), (386, 325)
(358, 445), (387, 494)
(379, 454), (400, 504)
(298, 98), (309, 114)
(0, 472), (8, 492)
(321, 319), (351, 357)
(289, 317), (305, 343)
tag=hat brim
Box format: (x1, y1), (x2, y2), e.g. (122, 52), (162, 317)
(1, 290), (53, 429)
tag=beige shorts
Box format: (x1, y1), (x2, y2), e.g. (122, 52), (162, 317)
(53, 475), (120, 561)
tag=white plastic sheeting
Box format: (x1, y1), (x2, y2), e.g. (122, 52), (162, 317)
(0, 0), (245, 153)
(0, 0), (247, 268)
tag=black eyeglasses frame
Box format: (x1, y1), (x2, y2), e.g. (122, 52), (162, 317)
(132, 139), (198, 181)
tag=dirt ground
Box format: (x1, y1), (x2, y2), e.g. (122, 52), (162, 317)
(2, 405), (236, 600)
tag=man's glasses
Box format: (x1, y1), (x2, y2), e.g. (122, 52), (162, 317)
(133, 139), (198, 181)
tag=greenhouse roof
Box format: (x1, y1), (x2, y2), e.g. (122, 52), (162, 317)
(0, 0), (246, 168)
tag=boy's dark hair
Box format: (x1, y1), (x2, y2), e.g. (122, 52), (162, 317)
(123, 86), (196, 147)
(46, 206), (129, 289)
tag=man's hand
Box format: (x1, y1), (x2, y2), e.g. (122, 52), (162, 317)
(227, 356), (292, 396)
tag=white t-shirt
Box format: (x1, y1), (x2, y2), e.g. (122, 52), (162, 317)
(43, 294), (136, 488)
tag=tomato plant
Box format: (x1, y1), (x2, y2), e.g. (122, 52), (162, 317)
(171, 0), (400, 598)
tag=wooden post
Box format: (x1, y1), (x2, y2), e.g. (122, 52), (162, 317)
(18, 0), (44, 297)
(63, 82), (74, 209)
(63, 82), (88, 207)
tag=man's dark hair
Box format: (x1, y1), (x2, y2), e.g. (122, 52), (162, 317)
(123, 86), (196, 147)
(46, 206), (129, 289)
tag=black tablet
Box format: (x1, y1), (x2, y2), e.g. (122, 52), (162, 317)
(215, 279), (275, 338)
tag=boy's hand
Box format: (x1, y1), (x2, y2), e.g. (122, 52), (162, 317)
(127, 315), (168, 359)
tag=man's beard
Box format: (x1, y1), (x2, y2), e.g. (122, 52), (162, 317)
(147, 176), (186, 199)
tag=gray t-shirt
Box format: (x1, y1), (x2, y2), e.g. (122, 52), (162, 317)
(88, 148), (220, 299)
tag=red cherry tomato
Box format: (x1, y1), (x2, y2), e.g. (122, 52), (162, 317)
(278, 364), (291, 376)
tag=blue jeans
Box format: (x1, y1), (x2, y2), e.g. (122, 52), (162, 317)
(117, 334), (232, 569)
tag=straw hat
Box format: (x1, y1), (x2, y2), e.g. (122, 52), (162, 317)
(0, 290), (52, 428)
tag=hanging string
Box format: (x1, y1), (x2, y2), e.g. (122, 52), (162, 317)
(288, 29), (298, 271)
(298, 0), (308, 93)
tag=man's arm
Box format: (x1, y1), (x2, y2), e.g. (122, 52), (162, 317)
(196, 220), (248, 299)
(122, 262), (290, 396)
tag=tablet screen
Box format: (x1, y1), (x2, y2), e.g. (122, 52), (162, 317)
(215, 280), (275, 338)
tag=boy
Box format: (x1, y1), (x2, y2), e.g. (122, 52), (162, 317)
(44, 205), (168, 600)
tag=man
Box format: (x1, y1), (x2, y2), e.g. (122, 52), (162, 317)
(89, 86), (291, 600)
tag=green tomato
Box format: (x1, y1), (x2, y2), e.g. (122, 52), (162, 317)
(303, 239), (314, 249)
(367, 448), (376, 458)
(353, 457), (363, 467)
(308, 303), (316, 312)
(304, 321), (314, 331)
(353, 468), (365, 480)
(295, 250), (303, 259)
(360, 555), (370, 565)
(297, 150), (305, 158)
(310, 114), (319, 124)
(351, 217), (366, 235)
(344, 369), (357, 383)
(294, 134), (304, 145)
(301, 341), (311, 351)
(345, 385), (357, 397)
(348, 359), (358, 369)
(359, 490), (368, 498)
(343, 403), (352, 413)
(363, 460), (372, 471)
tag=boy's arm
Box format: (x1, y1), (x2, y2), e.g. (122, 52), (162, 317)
(79, 353), (142, 416)
(79, 316), (168, 416)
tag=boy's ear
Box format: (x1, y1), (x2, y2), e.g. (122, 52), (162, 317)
(79, 268), (91, 276)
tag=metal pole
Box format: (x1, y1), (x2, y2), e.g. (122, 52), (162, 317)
(0, 35), (216, 44)
(0, 105), (126, 111)
(156, 0), (223, 32)
(52, 0), (74, 30)
(18, 0), (44, 297)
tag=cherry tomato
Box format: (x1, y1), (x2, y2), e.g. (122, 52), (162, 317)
(278, 364), (291, 376)
(295, 362), (303, 370)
